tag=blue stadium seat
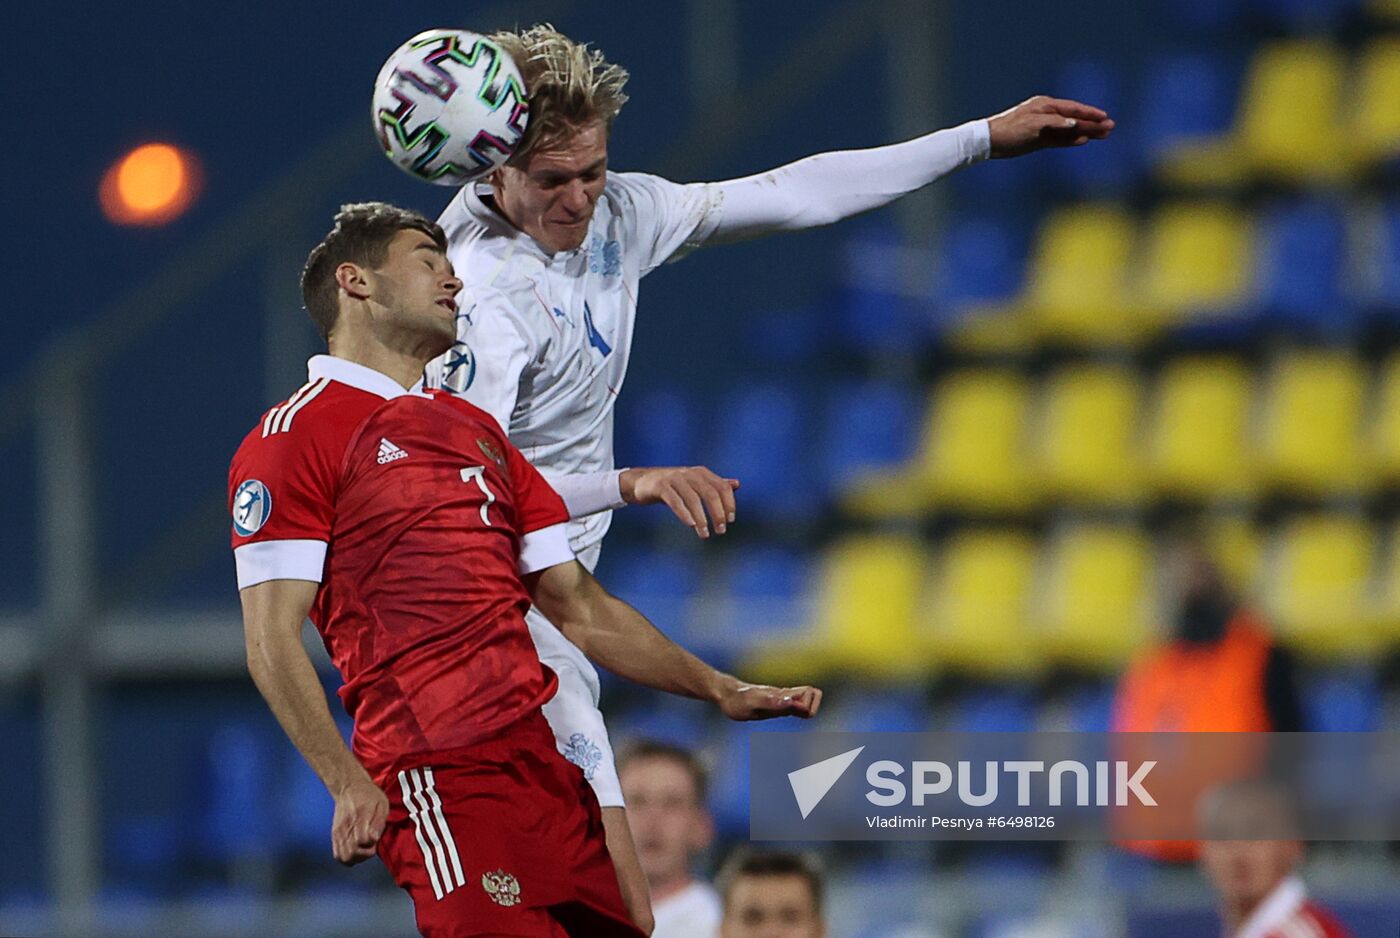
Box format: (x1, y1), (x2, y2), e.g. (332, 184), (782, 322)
(1253, 200), (1354, 337)
(743, 307), (822, 370)
(281, 744), (335, 857)
(597, 546), (701, 646)
(828, 688), (929, 733)
(1303, 669), (1381, 732)
(948, 687), (1038, 733)
(1139, 54), (1238, 165)
(609, 698), (711, 750)
(105, 816), (182, 892)
(819, 381), (917, 496)
(615, 387), (698, 470)
(1043, 60), (1136, 194)
(198, 722), (276, 865)
(929, 218), (1025, 328)
(1066, 683), (1116, 733)
(727, 545), (811, 606)
(706, 385), (816, 520)
(1160, 0), (1246, 31)
(835, 225), (923, 355)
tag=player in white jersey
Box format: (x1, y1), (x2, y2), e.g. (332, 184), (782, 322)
(423, 24), (1114, 930)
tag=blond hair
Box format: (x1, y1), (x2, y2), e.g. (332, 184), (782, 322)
(489, 24), (629, 162)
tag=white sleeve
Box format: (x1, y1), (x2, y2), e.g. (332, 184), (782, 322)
(519, 522), (575, 575)
(233, 539), (327, 589)
(428, 289), (536, 430)
(541, 468), (627, 520)
(610, 172), (724, 275)
(704, 119), (991, 244)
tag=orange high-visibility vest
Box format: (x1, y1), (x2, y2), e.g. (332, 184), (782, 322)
(1110, 614), (1275, 863)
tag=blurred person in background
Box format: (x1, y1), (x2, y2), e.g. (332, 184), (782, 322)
(717, 850), (827, 938)
(617, 739), (721, 938)
(424, 23), (1113, 925)
(1112, 535), (1303, 863)
(1200, 779), (1352, 938)
(232, 202), (821, 937)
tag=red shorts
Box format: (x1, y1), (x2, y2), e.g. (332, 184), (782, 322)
(376, 710), (644, 938)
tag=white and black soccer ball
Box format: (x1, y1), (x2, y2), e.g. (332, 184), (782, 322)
(372, 29), (529, 187)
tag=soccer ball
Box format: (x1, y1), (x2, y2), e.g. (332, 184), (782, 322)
(372, 29), (529, 187)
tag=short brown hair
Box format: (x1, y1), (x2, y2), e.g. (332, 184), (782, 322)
(489, 24), (629, 163)
(717, 849), (825, 912)
(616, 739), (708, 803)
(300, 201), (447, 341)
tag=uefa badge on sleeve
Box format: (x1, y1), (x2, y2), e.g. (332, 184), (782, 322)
(232, 480), (272, 536)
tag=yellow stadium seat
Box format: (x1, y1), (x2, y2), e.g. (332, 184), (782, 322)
(1034, 365), (1144, 505)
(1145, 357), (1256, 499)
(1369, 354), (1400, 483)
(912, 370), (1038, 511)
(1238, 41), (1350, 183)
(920, 530), (1041, 677)
(1139, 203), (1253, 327)
(1268, 515), (1379, 659)
(1041, 524), (1155, 671)
(1352, 37), (1400, 166)
(1370, 524), (1400, 651)
(1372, 0), (1400, 23)
(1258, 352), (1368, 495)
(1022, 205), (1141, 346)
(807, 535), (930, 680)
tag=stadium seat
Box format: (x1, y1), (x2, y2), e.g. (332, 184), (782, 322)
(1302, 668), (1382, 732)
(805, 535), (929, 680)
(1368, 354), (1400, 483)
(1203, 514), (1266, 596)
(1139, 54), (1238, 170)
(1021, 205), (1142, 346)
(1237, 42), (1350, 184)
(1138, 203), (1253, 330)
(912, 370), (1038, 512)
(920, 529), (1041, 677)
(198, 722), (276, 866)
(706, 385), (816, 520)
(827, 688), (929, 733)
(1252, 200), (1354, 337)
(1267, 514), (1379, 658)
(836, 226), (922, 354)
(615, 387), (697, 469)
(1257, 352), (1368, 495)
(930, 217), (1026, 316)
(947, 686), (1038, 733)
(721, 544), (812, 637)
(1161, 0), (1246, 30)
(1042, 60), (1136, 195)
(1351, 38), (1400, 168)
(1034, 365), (1144, 505)
(597, 547), (701, 644)
(1370, 202), (1400, 316)
(820, 380), (918, 497)
(1144, 357), (1255, 499)
(1369, 523), (1400, 650)
(1041, 524), (1155, 672)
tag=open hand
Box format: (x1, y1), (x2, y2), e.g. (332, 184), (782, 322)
(621, 466), (740, 539)
(331, 774), (389, 866)
(987, 95), (1114, 158)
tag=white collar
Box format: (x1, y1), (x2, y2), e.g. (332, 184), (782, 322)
(307, 355), (427, 399)
(1234, 875), (1307, 938)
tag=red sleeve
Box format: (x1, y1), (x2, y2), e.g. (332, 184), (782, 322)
(502, 436), (569, 537)
(228, 413), (341, 587)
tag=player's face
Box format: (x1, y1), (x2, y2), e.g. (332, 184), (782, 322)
(370, 229), (462, 355)
(721, 875), (825, 938)
(492, 121), (608, 254)
(620, 758), (711, 887)
(1200, 839), (1302, 911)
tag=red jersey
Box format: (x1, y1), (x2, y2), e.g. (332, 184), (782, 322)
(1231, 876), (1352, 938)
(229, 355), (573, 781)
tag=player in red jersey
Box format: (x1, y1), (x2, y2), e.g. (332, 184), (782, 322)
(1200, 780), (1352, 938)
(230, 202), (822, 937)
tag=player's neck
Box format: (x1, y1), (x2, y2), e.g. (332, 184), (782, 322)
(325, 337), (427, 392)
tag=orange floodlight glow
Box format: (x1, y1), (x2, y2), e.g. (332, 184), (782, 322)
(99, 143), (203, 226)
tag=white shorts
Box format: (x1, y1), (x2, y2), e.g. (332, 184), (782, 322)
(527, 543), (625, 808)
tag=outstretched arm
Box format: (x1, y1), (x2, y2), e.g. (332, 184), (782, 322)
(240, 578), (387, 866)
(705, 96), (1112, 244)
(526, 560), (822, 720)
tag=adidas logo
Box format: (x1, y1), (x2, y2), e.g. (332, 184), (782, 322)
(377, 438), (408, 464)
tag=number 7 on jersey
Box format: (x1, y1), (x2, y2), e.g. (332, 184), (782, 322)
(459, 466), (497, 525)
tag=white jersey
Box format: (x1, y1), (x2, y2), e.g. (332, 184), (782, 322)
(425, 171), (722, 555)
(652, 881), (722, 938)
